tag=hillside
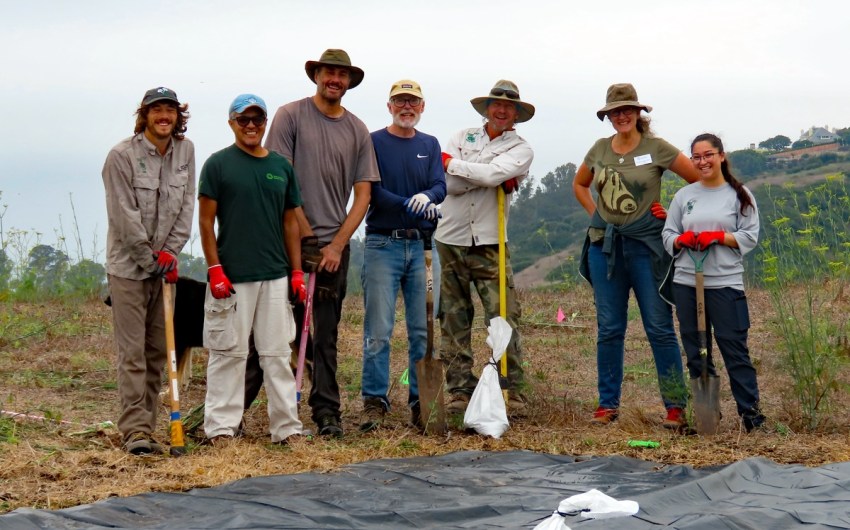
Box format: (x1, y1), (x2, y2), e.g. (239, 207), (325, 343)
(511, 159), (850, 289)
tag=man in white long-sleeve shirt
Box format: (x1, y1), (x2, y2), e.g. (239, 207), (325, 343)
(436, 80), (535, 417)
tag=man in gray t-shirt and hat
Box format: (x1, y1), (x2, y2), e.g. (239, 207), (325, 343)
(264, 48), (380, 437)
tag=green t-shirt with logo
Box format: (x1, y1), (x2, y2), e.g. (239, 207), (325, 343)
(198, 145), (302, 283)
(584, 135), (679, 239)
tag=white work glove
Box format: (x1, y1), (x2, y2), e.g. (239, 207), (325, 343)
(423, 203), (442, 221)
(404, 193), (431, 215)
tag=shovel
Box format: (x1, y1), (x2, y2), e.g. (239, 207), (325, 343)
(162, 280), (186, 456)
(687, 249), (721, 435)
(415, 234), (447, 434)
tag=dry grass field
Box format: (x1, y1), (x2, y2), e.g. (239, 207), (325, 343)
(2, 283), (850, 514)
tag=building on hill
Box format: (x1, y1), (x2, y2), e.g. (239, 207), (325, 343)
(799, 126), (839, 144)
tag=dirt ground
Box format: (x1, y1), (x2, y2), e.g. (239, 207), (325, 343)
(1, 284), (850, 514)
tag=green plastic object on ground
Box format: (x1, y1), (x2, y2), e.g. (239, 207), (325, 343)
(628, 440), (660, 448)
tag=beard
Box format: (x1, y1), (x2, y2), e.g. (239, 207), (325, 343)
(392, 112), (421, 130)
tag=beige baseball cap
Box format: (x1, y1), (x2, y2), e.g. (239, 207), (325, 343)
(389, 79), (424, 99)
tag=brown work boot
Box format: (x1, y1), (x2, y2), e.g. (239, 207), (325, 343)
(124, 432), (152, 455)
(359, 398), (386, 433)
(446, 393), (470, 415)
(662, 407), (687, 431)
(590, 406), (619, 425)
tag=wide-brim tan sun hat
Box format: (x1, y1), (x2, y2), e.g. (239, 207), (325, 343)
(596, 83), (652, 120)
(305, 48), (365, 89)
(470, 80), (535, 123)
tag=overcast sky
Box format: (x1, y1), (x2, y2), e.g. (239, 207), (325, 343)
(1, 0), (847, 262)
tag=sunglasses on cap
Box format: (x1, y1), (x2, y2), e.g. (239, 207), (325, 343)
(490, 88), (520, 99)
(233, 115), (267, 127)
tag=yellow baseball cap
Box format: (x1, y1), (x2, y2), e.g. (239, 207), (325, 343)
(389, 80), (424, 99)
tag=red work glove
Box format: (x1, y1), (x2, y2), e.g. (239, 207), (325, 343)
(290, 270), (306, 304)
(650, 201), (667, 220)
(697, 231), (726, 250)
(152, 251), (177, 276)
(208, 264), (235, 299)
(501, 177), (519, 194)
(676, 231), (698, 250)
(164, 265), (179, 284)
(441, 152), (453, 170)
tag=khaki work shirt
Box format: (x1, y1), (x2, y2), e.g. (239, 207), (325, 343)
(435, 127), (533, 247)
(102, 133), (195, 279)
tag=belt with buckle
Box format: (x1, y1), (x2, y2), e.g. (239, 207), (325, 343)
(367, 228), (423, 240)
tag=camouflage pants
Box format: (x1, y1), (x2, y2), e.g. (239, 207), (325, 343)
(436, 241), (524, 395)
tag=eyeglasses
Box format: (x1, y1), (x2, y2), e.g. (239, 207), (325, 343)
(609, 108), (636, 118)
(233, 115), (266, 127)
(391, 96), (422, 108)
(490, 88), (520, 99)
(691, 152), (718, 162)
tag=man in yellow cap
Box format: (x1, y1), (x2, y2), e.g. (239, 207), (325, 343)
(359, 80), (445, 432)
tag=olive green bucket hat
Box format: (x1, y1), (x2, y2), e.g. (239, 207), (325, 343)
(470, 80), (535, 123)
(596, 83), (652, 120)
(305, 48), (365, 89)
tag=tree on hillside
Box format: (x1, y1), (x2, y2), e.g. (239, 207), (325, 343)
(0, 248), (11, 293)
(64, 259), (106, 297)
(834, 127), (850, 146)
(792, 140), (814, 149)
(24, 244), (69, 295)
(727, 149), (768, 179)
(758, 135), (791, 151)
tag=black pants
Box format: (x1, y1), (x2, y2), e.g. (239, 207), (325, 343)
(244, 247), (349, 423)
(673, 283), (761, 417)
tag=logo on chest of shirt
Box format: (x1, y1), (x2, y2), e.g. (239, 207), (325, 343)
(598, 166), (638, 214)
(416, 154), (428, 159)
(686, 199), (696, 215)
(178, 163), (189, 172)
(136, 157), (147, 174)
(266, 173), (284, 182)
(466, 133), (476, 143)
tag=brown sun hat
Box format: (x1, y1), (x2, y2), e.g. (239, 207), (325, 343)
(470, 80), (535, 123)
(596, 83), (652, 121)
(305, 48), (365, 89)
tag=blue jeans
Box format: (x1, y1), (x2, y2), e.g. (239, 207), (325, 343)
(361, 234), (428, 409)
(588, 238), (686, 410)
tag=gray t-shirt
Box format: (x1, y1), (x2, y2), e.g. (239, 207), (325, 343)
(662, 182), (760, 290)
(265, 97), (380, 244)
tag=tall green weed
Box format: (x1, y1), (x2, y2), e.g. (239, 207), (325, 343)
(759, 174), (850, 430)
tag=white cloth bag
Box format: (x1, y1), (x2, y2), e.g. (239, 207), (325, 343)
(463, 317), (512, 438)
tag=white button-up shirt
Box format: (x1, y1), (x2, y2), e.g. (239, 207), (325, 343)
(435, 127), (533, 247)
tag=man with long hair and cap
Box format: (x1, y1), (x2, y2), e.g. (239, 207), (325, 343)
(264, 49), (380, 437)
(437, 80), (535, 418)
(102, 87), (195, 454)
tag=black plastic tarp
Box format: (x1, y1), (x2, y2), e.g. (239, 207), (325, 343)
(4, 450), (850, 529)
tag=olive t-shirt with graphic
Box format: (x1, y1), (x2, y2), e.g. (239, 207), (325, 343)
(584, 135), (679, 239)
(198, 145), (302, 283)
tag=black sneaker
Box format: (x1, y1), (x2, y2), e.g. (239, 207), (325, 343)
(317, 415), (344, 438)
(743, 413), (767, 432)
(410, 402), (421, 428)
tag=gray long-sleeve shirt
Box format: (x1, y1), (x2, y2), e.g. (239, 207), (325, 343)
(102, 133), (195, 279)
(662, 182), (759, 290)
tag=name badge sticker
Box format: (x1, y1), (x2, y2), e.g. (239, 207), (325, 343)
(634, 154), (652, 166)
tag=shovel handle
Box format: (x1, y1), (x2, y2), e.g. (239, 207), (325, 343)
(295, 273), (316, 401)
(162, 280), (186, 456)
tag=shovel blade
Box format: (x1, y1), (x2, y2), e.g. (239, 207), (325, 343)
(690, 375), (722, 435)
(415, 357), (447, 435)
